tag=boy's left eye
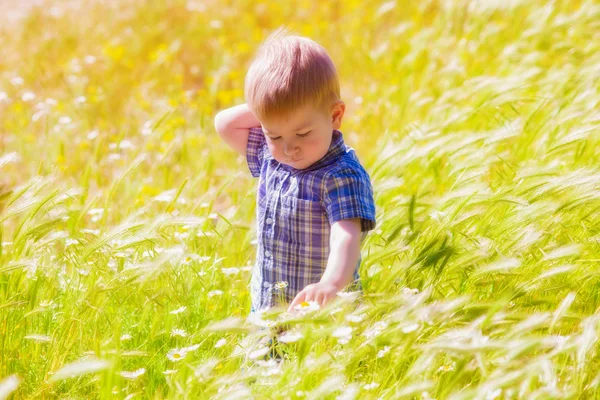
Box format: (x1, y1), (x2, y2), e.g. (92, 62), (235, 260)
(296, 130), (311, 137)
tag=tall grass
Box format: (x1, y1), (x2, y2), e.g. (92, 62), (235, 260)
(1, 0), (599, 398)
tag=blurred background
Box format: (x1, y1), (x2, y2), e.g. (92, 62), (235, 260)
(1, 0), (600, 398)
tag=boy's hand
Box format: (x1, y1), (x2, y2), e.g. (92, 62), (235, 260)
(288, 281), (340, 312)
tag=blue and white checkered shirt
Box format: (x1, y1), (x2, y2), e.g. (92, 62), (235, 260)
(246, 127), (376, 314)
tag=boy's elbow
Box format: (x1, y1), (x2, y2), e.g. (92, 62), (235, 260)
(214, 111), (227, 137)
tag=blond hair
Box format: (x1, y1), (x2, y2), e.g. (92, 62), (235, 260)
(244, 26), (341, 121)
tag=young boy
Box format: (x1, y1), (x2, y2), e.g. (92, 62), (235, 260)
(214, 27), (376, 318)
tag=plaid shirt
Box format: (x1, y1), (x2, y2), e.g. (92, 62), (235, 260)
(246, 127), (376, 314)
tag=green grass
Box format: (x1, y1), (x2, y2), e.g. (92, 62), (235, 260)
(1, 0), (600, 398)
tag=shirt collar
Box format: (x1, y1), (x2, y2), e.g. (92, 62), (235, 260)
(274, 129), (346, 172)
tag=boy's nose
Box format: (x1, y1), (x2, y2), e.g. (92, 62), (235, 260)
(283, 144), (299, 155)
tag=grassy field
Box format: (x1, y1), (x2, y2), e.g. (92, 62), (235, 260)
(1, 0), (600, 398)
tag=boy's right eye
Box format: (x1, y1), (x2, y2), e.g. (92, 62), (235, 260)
(268, 136), (281, 141)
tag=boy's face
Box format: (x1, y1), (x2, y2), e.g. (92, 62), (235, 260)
(260, 101), (345, 170)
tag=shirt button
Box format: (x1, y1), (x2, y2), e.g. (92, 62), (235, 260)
(266, 217), (273, 224)
(265, 250), (272, 257)
(263, 282), (270, 288)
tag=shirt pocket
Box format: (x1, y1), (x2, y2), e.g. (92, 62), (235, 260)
(276, 196), (329, 247)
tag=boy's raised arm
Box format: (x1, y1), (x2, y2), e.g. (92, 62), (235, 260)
(213, 103), (261, 156)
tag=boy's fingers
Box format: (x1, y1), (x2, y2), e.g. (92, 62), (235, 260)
(288, 291), (305, 312)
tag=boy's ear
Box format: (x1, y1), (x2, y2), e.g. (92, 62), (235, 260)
(331, 101), (345, 130)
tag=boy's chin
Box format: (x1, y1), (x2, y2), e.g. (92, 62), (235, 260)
(283, 158), (311, 169)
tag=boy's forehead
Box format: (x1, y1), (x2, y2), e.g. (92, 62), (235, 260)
(262, 107), (323, 131)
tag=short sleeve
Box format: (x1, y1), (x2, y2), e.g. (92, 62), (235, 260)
(323, 167), (376, 232)
(246, 127), (266, 178)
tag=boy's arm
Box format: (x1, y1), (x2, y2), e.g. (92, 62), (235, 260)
(319, 218), (362, 289)
(213, 103), (261, 156)
(288, 218), (362, 311)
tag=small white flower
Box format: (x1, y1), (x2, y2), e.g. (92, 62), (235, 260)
(273, 281), (288, 290)
(84, 55), (97, 64)
(163, 369), (178, 375)
(24, 334), (52, 343)
(486, 388), (502, 400)
(333, 326), (353, 337)
(87, 130), (98, 140)
(88, 208), (105, 215)
(249, 347), (270, 360)
(377, 346), (391, 358)
(154, 189), (176, 203)
(120, 334), (132, 341)
(363, 382), (379, 390)
(402, 287), (420, 296)
(119, 139), (134, 150)
(141, 120), (153, 136)
(429, 210), (447, 222)
(170, 306), (187, 315)
(421, 391), (436, 400)
(363, 320), (389, 340)
(221, 267), (240, 276)
(293, 300), (320, 314)
(59, 116), (72, 124)
(346, 313), (366, 323)
(21, 92), (36, 101)
(65, 238), (79, 247)
(402, 323), (420, 333)
(11, 76), (24, 85)
(214, 338), (227, 348)
(182, 343), (200, 352)
(209, 19), (223, 29)
(336, 291), (360, 299)
(75, 96), (87, 104)
(278, 331), (303, 343)
(167, 348), (187, 362)
(119, 368), (145, 380)
(256, 359), (279, 368)
(208, 290), (223, 297)
(332, 326), (353, 344)
(171, 328), (187, 338)
(436, 363), (455, 373)
(39, 300), (54, 308)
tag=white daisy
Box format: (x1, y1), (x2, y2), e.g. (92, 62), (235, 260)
(363, 382), (379, 390)
(119, 368), (145, 380)
(166, 348), (187, 362)
(214, 338), (227, 348)
(171, 328), (187, 338)
(221, 267), (240, 276)
(278, 331), (303, 343)
(182, 344), (200, 352)
(346, 313), (366, 323)
(377, 346), (391, 358)
(248, 347), (270, 360)
(170, 306), (187, 315)
(332, 326), (353, 344)
(292, 300), (320, 314)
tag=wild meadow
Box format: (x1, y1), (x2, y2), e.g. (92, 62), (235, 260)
(1, 0), (600, 398)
